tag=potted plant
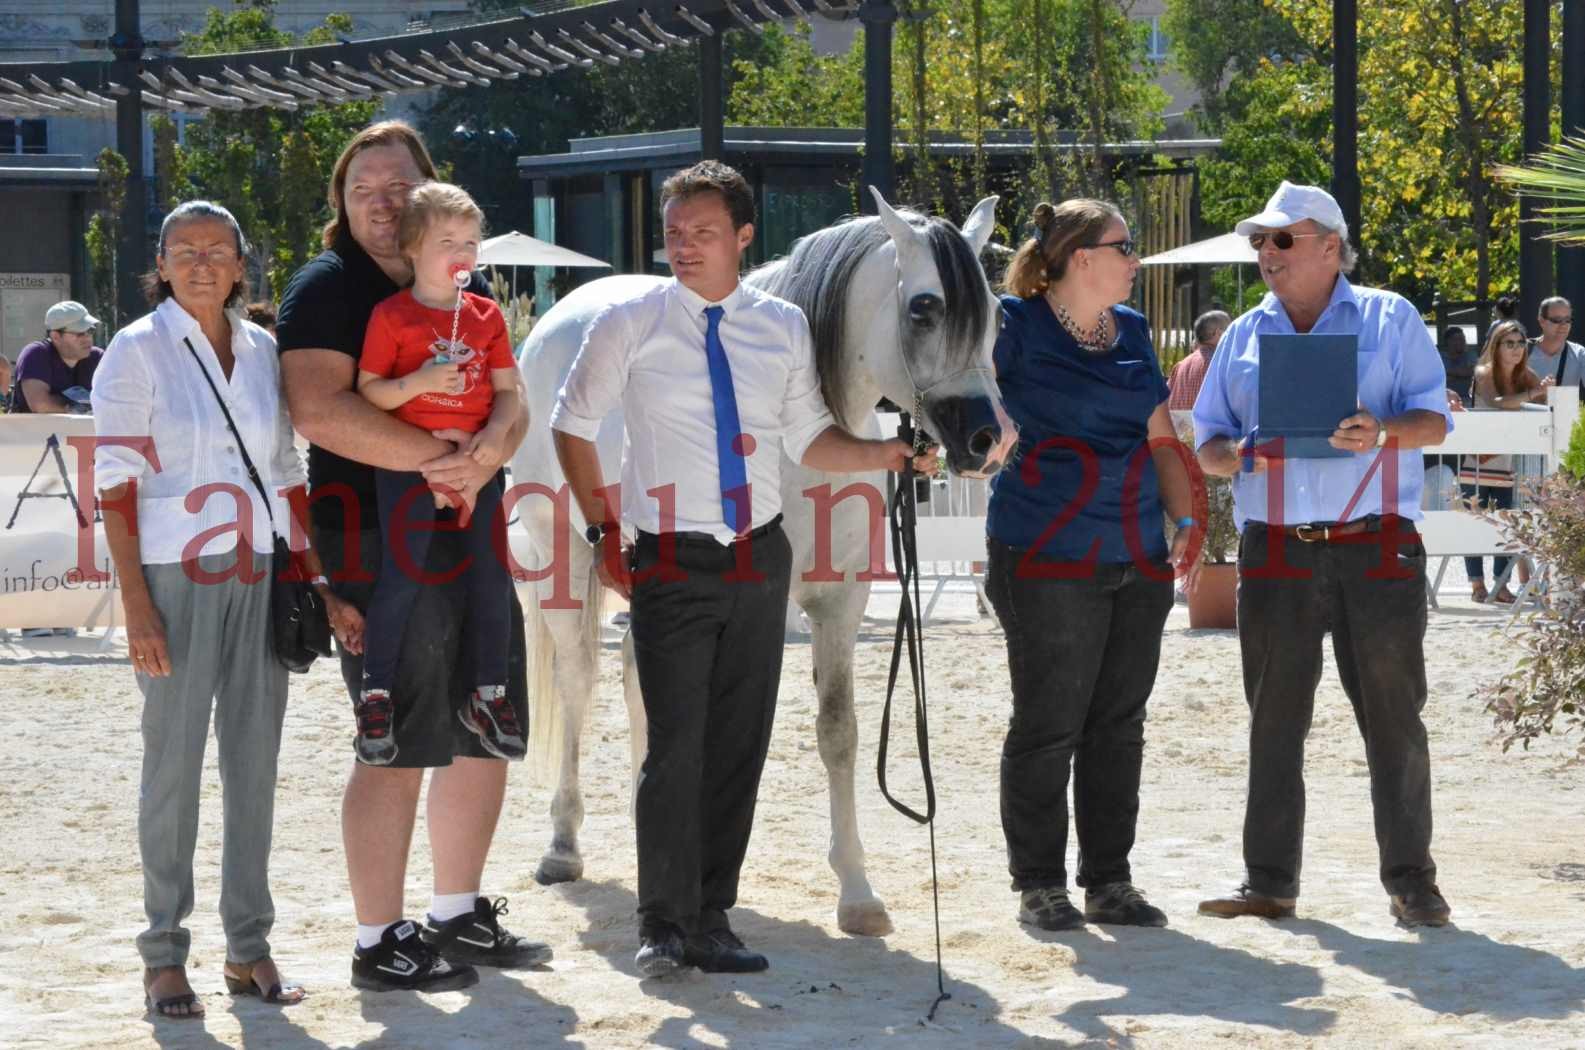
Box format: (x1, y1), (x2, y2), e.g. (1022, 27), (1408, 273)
(1174, 419), (1240, 629)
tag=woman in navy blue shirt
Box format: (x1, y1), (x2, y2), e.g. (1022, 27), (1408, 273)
(986, 199), (1196, 932)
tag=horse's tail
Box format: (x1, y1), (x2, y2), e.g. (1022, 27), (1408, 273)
(524, 558), (604, 787)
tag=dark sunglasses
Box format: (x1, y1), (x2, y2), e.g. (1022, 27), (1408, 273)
(1088, 238), (1136, 258)
(1248, 230), (1326, 251)
(1543, 314), (1573, 325)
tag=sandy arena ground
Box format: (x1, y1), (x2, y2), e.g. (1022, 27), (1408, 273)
(0, 579), (1581, 1049)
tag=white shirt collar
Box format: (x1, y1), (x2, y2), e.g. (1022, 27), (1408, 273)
(671, 277), (748, 319)
(155, 296), (248, 348)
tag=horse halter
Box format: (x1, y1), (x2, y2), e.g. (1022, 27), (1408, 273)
(890, 285), (998, 456)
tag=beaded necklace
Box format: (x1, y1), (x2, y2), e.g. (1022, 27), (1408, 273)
(1051, 300), (1113, 353)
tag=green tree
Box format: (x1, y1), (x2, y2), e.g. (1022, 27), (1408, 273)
(85, 148), (130, 331)
(165, 0), (378, 300)
(1162, 0), (1311, 130)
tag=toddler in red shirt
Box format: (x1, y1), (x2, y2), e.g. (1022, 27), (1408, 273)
(353, 182), (524, 765)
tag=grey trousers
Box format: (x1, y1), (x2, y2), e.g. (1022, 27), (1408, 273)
(136, 551), (288, 968)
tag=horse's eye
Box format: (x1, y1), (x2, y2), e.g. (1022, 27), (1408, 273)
(909, 294), (944, 328)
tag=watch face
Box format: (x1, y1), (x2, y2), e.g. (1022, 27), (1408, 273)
(585, 523), (606, 545)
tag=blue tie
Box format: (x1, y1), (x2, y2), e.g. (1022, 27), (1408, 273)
(703, 305), (750, 535)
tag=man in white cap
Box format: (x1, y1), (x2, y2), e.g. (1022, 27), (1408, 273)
(1191, 181), (1455, 927)
(12, 300), (104, 414)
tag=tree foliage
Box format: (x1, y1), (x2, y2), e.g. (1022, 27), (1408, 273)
(85, 148), (130, 331)
(159, 0), (379, 301)
(1183, 0), (1555, 306)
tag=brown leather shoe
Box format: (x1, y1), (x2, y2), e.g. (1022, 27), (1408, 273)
(1198, 885), (1296, 920)
(1389, 885), (1451, 927)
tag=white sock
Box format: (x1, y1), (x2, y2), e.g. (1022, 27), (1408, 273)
(430, 891), (479, 923)
(356, 921), (398, 949)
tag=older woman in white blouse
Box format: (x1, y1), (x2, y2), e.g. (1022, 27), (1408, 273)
(93, 201), (361, 1019)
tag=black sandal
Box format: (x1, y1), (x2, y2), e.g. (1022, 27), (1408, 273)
(144, 966), (205, 1019)
(223, 958), (307, 1005)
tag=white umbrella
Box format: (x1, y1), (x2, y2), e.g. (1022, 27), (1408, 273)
(1138, 231), (1258, 267)
(478, 231), (611, 269)
(1139, 232), (1259, 312)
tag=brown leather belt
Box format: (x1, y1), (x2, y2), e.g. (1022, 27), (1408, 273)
(1269, 514), (1415, 543)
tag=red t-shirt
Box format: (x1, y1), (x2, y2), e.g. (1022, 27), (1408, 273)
(359, 289), (515, 433)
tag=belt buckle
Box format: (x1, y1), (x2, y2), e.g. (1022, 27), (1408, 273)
(1294, 523), (1328, 543)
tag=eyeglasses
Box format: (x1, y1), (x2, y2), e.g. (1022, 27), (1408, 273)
(1248, 230), (1326, 251)
(164, 245), (239, 266)
(1543, 314), (1573, 326)
(1088, 239), (1136, 257)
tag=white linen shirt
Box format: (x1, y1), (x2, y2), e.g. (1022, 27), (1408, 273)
(91, 297), (306, 565)
(551, 279), (835, 545)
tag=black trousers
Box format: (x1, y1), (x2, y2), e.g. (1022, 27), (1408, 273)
(984, 540), (1174, 892)
(630, 522), (792, 936)
(1236, 521), (1437, 899)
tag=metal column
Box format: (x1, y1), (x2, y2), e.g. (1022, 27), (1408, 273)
(699, 27), (723, 161)
(1558, 0), (1585, 312)
(111, 0), (146, 327)
(1520, 0), (1553, 327)
(1331, 0), (1361, 255)
(860, 0), (896, 211)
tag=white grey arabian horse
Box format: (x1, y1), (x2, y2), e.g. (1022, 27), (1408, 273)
(510, 189), (1016, 936)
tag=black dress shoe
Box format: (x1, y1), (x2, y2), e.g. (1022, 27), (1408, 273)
(635, 926), (687, 978)
(683, 928), (769, 973)
(1390, 884), (1451, 927)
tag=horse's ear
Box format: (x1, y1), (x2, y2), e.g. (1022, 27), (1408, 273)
(868, 187), (919, 256)
(960, 195), (1000, 256)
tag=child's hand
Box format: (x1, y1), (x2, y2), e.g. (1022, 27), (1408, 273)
(467, 424), (507, 466)
(322, 590), (365, 655)
(422, 359), (464, 395)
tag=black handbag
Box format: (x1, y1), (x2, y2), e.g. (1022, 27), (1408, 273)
(183, 337), (332, 673)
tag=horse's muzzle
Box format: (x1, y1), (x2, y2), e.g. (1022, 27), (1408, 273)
(927, 394), (1016, 477)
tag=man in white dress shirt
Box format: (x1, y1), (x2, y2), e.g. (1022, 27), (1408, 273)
(552, 161), (932, 977)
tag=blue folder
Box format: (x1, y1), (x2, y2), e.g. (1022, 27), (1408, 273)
(1252, 333), (1359, 459)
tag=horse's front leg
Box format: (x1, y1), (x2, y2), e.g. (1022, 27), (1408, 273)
(534, 564), (603, 885)
(621, 627), (647, 818)
(811, 612), (893, 936)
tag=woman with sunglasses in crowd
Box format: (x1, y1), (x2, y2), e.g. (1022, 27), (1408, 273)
(983, 199), (1196, 933)
(1459, 319), (1545, 603)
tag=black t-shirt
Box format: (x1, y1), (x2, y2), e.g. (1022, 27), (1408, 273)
(274, 232), (492, 531)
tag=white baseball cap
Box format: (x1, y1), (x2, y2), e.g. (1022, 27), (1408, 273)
(43, 300), (100, 333)
(1235, 181), (1348, 239)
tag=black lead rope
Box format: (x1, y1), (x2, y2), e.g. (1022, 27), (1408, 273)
(876, 410), (950, 1023)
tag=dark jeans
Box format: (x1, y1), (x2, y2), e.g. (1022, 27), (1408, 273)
(630, 523), (792, 936)
(984, 540), (1174, 893)
(362, 469), (509, 694)
(1236, 521), (1437, 899)
(1459, 482), (1514, 583)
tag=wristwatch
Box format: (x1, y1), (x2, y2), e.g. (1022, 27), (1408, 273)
(585, 521), (616, 546)
(1375, 424), (1389, 448)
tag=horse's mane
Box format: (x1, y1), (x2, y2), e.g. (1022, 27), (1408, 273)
(747, 210), (990, 430)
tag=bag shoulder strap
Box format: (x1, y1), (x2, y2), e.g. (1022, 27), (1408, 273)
(180, 336), (281, 539)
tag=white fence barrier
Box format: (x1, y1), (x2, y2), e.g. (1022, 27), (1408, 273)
(877, 390), (1581, 620)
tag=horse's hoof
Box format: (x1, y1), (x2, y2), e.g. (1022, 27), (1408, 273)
(837, 899), (893, 937)
(534, 854), (584, 885)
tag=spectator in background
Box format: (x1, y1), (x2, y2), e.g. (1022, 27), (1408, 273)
(1439, 326), (1477, 402)
(1167, 309), (1230, 411)
(1493, 294), (1520, 324)
(1527, 296), (1581, 391)
(1460, 320), (1543, 604)
(11, 300), (103, 413)
(245, 301), (277, 335)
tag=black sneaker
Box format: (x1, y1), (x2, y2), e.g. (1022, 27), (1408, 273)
(354, 689), (398, 766)
(1085, 882), (1168, 927)
(459, 686), (526, 760)
(635, 925), (687, 979)
(421, 896), (552, 968)
(683, 928), (769, 973)
(1017, 887), (1086, 930)
(351, 920), (478, 993)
